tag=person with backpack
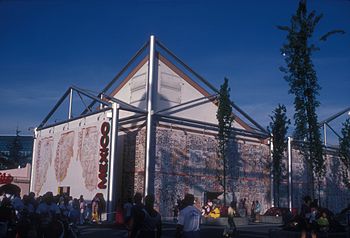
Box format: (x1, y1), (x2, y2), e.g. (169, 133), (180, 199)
(129, 192), (145, 238)
(137, 194), (162, 238)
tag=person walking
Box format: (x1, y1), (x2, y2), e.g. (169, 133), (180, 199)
(91, 194), (100, 223)
(97, 193), (106, 223)
(137, 194), (162, 238)
(254, 200), (261, 222)
(36, 192), (61, 238)
(176, 193), (201, 238)
(79, 195), (86, 225)
(123, 197), (133, 225)
(123, 197), (133, 236)
(250, 201), (256, 221)
(223, 201), (237, 237)
(173, 202), (179, 223)
(300, 195), (316, 238)
(129, 192), (145, 238)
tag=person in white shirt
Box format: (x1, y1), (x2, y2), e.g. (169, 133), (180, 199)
(176, 193), (201, 238)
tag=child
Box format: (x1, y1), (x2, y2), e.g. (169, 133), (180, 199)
(317, 212), (329, 232)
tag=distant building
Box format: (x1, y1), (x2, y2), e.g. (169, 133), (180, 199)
(0, 134), (33, 196)
(0, 134), (34, 166)
(0, 164), (32, 196)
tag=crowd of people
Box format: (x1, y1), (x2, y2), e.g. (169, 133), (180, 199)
(2, 188), (347, 238)
(0, 191), (106, 237)
(197, 197), (261, 222)
(282, 195), (349, 238)
(122, 192), (202, 238)
(123, 193), (262, 238)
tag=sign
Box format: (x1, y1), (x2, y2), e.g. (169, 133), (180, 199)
(0, 173), (14, 184)
(98, 121), (111, 189)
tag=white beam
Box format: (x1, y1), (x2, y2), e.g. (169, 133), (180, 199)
(145, 35), (156, 196)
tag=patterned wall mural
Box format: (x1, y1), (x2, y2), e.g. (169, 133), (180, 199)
(121, 126), (350, 217)
(289, 147), (350, 212)
(77, 126), (100, 191)
(324, 152), (350, 212)
(54, 131), (75, 182)
(122, 127), (271, 218)
(34, 136), (53, 195)
(32, 111), (111, 200)
(266, 144), (350, 213)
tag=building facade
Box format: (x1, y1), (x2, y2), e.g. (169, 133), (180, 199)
(30, 36), (349, 220)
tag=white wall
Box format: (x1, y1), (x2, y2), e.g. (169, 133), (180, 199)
(31, 110), (113, 201)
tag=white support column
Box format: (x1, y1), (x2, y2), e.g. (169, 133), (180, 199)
(323, 123), (327, 146)
(288, 136), (293, 211)
(29, 128), (38, 193)
(107, 103), (119, 222)
(100, 94), (104, 110)
(270, 137), (274, 207)
(145, 35), (156, 196)
(68, 88), (73, 119)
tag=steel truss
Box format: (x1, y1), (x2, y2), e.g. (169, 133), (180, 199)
(36, 35), (272, 218)
(319, 106), (350, 146)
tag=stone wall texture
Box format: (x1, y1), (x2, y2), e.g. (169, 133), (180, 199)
(273, 144), (349, 213)
(122, 127), (271, 218)
(121, 127), (349, 218)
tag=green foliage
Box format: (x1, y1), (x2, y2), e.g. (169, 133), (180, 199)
(268, 104), (290, 207)
(339, 118), (350, 188)
(6, 130), (26, 169)
(279, 0), (326, 196)
(216, 77), (234, 206)
(0, 155), (16, 170)
(217, 78), (233, 146)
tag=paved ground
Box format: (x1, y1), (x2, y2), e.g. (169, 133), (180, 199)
(79, 222), (283, 238)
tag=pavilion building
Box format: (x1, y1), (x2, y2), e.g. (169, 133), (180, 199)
(30, 36), (349, 220)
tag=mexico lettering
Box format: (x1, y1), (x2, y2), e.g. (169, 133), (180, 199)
(98, 121), (110, 189)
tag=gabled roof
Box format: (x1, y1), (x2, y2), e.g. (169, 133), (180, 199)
(104, 37), (268, 136)
(38, 36), (268, 137)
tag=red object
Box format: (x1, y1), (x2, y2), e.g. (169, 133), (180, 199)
(98, 122), (110, 189)
(0, 173), (14, 184)
(291, 208), (298, 216)
(220, 205), (229, 217)
(115, 206), (124, 225)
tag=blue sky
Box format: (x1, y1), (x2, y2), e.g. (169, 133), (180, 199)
(0, 0), (349, 144)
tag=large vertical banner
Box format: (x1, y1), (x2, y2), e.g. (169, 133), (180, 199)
(32, 110), (112, 200)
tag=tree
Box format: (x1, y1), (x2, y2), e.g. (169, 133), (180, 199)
(7, 129), (25, 168)
(268, 104), (290, 207)
(339, 118), (350, 188)
(0, 155), (16, 170)
(216, 77), (234, 206)
(278, 0), (343, 198)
